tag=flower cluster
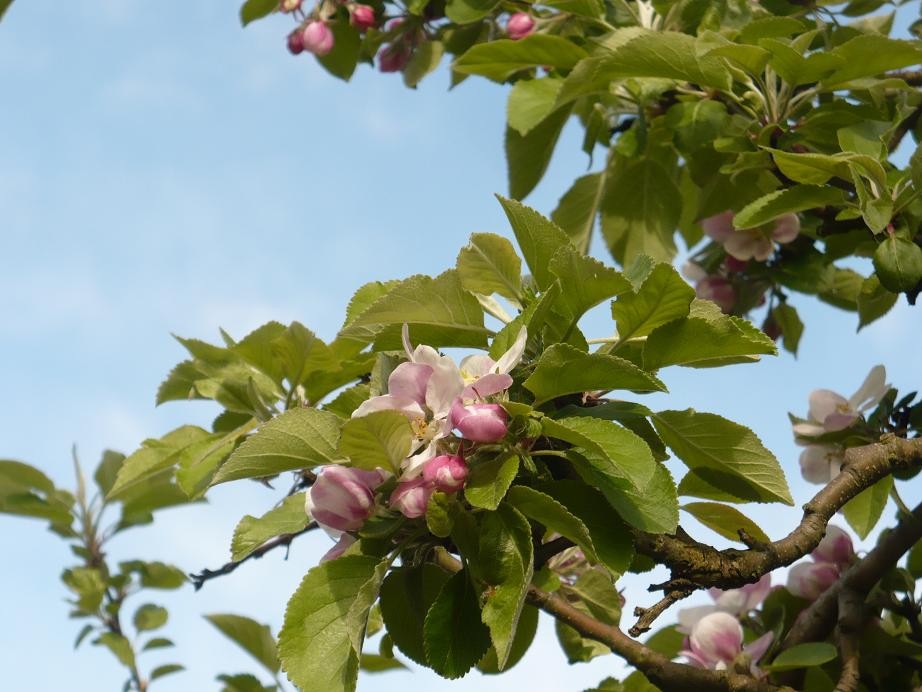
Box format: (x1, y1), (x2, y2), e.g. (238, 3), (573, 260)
(703, 211), (801, 263)
(305, 325), (527, 558)
(792, 366), (888, 484)
(787, 525), (855, 599)
(677, 577), (773, 673)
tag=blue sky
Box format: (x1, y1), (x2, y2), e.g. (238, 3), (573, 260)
(1, 2), (920, 691)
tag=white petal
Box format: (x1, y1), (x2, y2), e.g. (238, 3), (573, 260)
(493, 327), (528, 374)
(799, 445), (838, 485)
(677, 605), (716, 634)
(682, 261), (708, 281)
(808, 389), (849, 425)
(425, 356), (465, 419)
(401, 323), (414, 360)
(792, 421), (826, 437)
(849, 364), (888, 412)
(352, 395), (425, 420)
(459, 354), (495, 379)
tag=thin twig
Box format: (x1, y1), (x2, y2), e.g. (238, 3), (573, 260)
(190, 525), (316, 590)
(630, 587), (694, 637)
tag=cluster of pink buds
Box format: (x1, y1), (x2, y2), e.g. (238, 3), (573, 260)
(390, 454), (469, 518)
(377, 19), (414, 73)
(682, 261), (737, 314)
(787, 525), (855, 599)
(288, 20), (335, 56)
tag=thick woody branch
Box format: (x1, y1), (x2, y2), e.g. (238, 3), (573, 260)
(635, 435), (922, 593)
(833, 587), (864, 692)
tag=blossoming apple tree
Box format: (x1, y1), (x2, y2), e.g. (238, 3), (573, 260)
(3, 0), (922, 690)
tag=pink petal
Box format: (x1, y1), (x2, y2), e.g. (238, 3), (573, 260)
(823, 411), (858, 432)
(799, 445), (840, 485)
(320, 534), (356, 562)
(352, 394), (426, 420)
(493, 327), (528, 374)
(387, 362), (432, 405)
(744, 631), (773, 664)
(771, 213), (800, 243)
(724, 231), (771, 262)
(808, 389), (850, 426)
(812, 524), (854, 568)
(462, 373), (513, 400)
(690, 612), (743, 666)
(702, 211), (735, 243)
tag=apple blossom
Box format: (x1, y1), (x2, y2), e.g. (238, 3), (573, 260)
(279, 0), (302, 12)
(458, 327), (527, 399)
(787, 560), (840, 599)
(799, 444), (845, 484)
(678, 575), (771, 633)
(793, 365), (889, 437)
(450, 400), (509, 443)
(305, 466), (387, 533)
(702, 210), (801, 262)
(812, 524), (854, 568)
(681, 612), (772, 671)
(287, 30), (305, 55)
(350, 4), (376, 31)
(390, 478), (433, 518)
(301, 21), (334, 57)
(507, 13), (536, 40)
(379, 42), (412, 73)
(421, 454), (468, 493)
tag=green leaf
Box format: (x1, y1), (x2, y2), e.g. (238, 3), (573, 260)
(497, 196), (571, 290)
(643, 309), (777, 370)
(211, 408), (343, 485)
(733, 186), (846, 228)
(0, 459), (55, 494)
(681, 502), (770, 544)
(94, 632), (136, 670)
(205, 613), (280, 674)
(456, 232), (523, 303)
(765, 642), (837, 671)
(445, 0), (499, 23)
(477, 504), (533, 670)
(231, 493), (311, 562)
(465, 454), (519, 510)
(767, 150), (852, 186)
(535, 480), (634, 574)
(134, 604), (168, 632)
(771, 303), (803, 356)
(551, 173), (605, 252)
(600, 157), (681, 265)
(543, 0), (603, 17)
(240, 0), (277, 26)
(94, 450), (125, 498)
(653, 410), (793, 505)
(380, 564), (451, 665)
(506, 486), (611, 570)
(150, 665), (185, 681)
(524, 344), (666, 404)
(120, 561), (186, 589)
(507, 77), (564, 137)
(665, 100), (728, 154)
(873, 236), (922, 293)
(318, 22), (363, 81)
(359, 653), (406, 672)
(857, 275), (898, 330)
(62, 567), (107, 614)
(453, 35), (588, 82)
(842, 475), (892, 540)
(557, 29), (730, 104)
(142, 638), (174, 651)
(403, 40), (444, 88)
(477, 604), (539, 673)
(341, 270), (490, 349)
(338, 411), (413, 474)
(74, 624), (94, 650)
(217, 673), (276, 692)
(324, 383), (372, 418)
(547, 246), (633, 324)
(824, 35), (922, 86)
(555, 570), (622, 662)
(279, 555), (385, 692)
(543, 416), (656, 490)
(506, 106), (571, 200)
(910, 144), (922, 192)
(611, 264), (695, 345)
(423, 570), (492, 678)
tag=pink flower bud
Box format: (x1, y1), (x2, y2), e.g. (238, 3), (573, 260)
(280, 0), (302, 12)
(787, 561), (840, 599)
(350, 4), (376, 31)
(772, 213), (800, 244)
(507, 12), (536, 40)
(306, 466), (385, 532)
(724, 256), (748, 273)
(450, 400), (509, 443)
(389, 478), (434, 518)
(684, 612), (743, 669)
(302, 21), (335, 57)
(812, 525), (854, 569)
(422, 454), (468, 493)
(695, 276), (735, 313)
(378, 42), (412, 73)
(287, 30), (305, 55)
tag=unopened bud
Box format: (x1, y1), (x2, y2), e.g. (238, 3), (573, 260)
(450, 400), (509, 443)
(302, 21), (335, 57)
(287, 30), (305, 55)
(422, 454), (468, 493)
(350, 4), (376, 31)
(507, 12), (535, 40)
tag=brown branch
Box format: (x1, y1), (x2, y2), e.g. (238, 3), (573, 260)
(635, 435), (922, 594)
(630, 587), (694, 637)
(782, 498), (922, 649)
(833, 587), (864, 692)
(190, 524), (316, 590)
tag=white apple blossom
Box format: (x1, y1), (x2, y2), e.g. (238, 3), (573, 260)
(677, 574), (772, 633)
(793, 365), (889, 438)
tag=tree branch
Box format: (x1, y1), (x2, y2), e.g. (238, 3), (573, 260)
(782, 498), (922, 649)
(833, 587), (864, 692)
(190, 525), (316, 590)
(635, 435), (922, 593)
